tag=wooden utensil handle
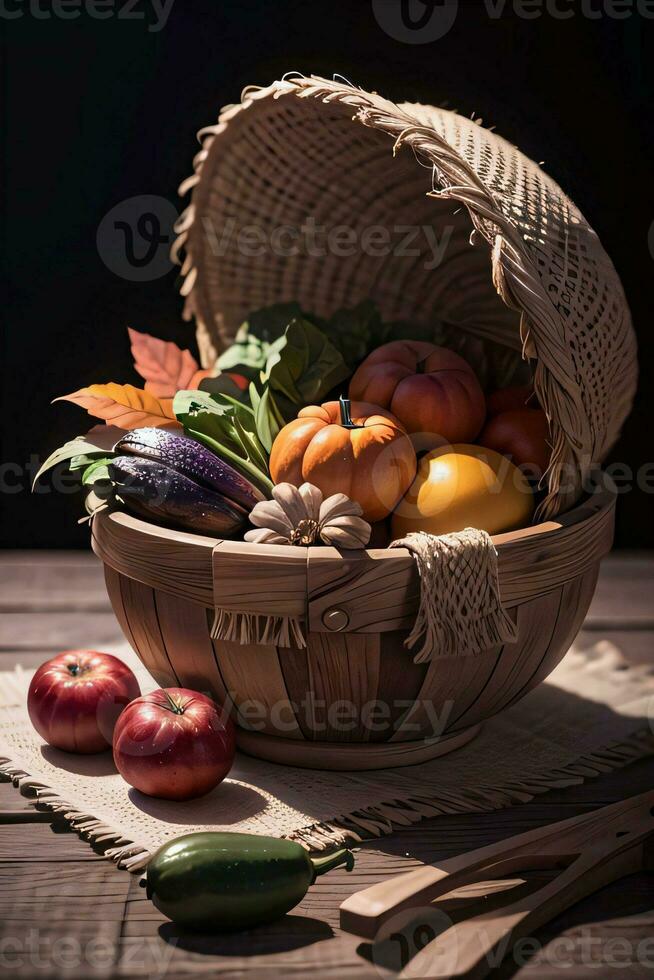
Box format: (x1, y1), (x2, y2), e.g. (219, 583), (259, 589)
(340, 851), (572, 939)
(340, 790), (654, 940)
(401, 844), (645, 979)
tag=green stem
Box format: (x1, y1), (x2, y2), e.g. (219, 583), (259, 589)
(186, 429), (274, 495)
(310, 848), (355, 881)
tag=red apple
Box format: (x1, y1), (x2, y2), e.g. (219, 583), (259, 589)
(112, 688), (235, 801)
(27, 650), (140, 754)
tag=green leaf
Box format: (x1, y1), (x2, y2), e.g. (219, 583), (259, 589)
(252, 385), (286, 454)
(246, 303), (305, 343)
(215, 339), (265, 381)
(326, 300), (386, 367)
(263, 317), (350, 421)
(173, 389), (273, 494)
(69, 452), (106, 472)
(435, 324), (527, 392)
(209, 390), (255, 417)
(173, 389), (232, 425)
(198, 372), (252, 402)
(215, 303), (303, 380)
(81, 457), (114, 486)
(189, 427), (273, 494)
(33, 426), (123, 490)
(36, 440), (102, 485)
(232, 413), (269, 474)
(325, 302), (448, 368)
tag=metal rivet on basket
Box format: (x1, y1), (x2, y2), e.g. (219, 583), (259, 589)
(322, 608), (349, 631)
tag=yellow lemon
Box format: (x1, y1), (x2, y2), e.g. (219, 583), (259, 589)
(391, 444), (534, 539)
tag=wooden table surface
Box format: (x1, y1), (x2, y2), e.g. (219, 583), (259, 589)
(1, 551), (653, 979)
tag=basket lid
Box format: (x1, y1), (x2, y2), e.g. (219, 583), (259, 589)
(173, 75), (637, 517)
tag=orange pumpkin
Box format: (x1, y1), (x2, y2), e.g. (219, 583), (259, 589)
(478, 408), (551, 480)
(349, 340), (486, 447)
(269, 398), (417, 522)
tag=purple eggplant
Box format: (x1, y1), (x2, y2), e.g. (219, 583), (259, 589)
(109, 457), (247, 537)
(114, 428), (264, 512)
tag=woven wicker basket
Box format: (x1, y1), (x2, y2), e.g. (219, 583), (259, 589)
(93, 76), (636, 770)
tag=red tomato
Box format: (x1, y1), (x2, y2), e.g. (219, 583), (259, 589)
(478, 408), (551, 479)
(486, 384), (537, 417)
(349, 341), (485, 447)
(27, 651), (140, 754)
(113, 688), (235, 801)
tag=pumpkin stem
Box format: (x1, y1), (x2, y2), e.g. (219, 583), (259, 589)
(339, 396), (361, 429)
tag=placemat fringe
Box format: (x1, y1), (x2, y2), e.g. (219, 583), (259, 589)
(287, 730), (654, 850)
(0, 757), (150, 871)
(4, 728), (653, 867)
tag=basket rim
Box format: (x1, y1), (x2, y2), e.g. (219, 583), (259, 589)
(91, 476), (616, 622)
(97, 477), (616, 556)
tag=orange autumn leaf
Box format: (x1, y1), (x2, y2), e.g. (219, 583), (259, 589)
(55, 384), (181, 430)
(128, 327), (210, 398)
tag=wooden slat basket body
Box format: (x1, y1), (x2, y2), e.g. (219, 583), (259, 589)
(93, 481), (615, 770)
(93, 75), (635, 769)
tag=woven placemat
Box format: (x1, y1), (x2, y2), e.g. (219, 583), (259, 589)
(1, 642), (653, 871)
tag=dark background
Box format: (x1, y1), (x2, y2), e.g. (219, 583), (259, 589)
(1, 0), (652, 548)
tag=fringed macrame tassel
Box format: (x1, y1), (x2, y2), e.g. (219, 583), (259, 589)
(211, 609), (306, 649)
(391, 528), (517, 662)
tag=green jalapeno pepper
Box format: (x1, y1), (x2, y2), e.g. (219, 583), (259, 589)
(142, 831), (355, 931)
